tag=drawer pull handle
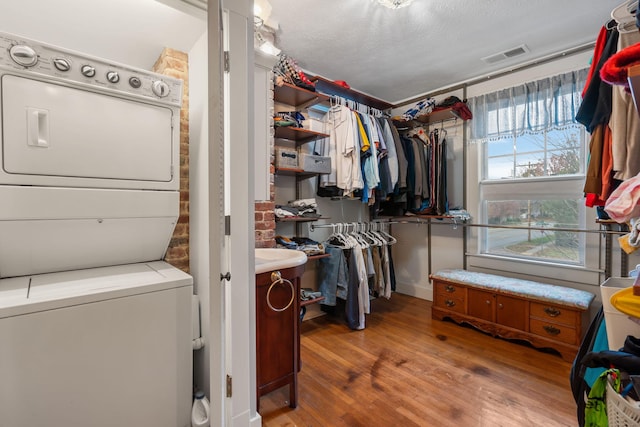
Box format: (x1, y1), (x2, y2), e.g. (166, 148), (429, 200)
(267, 271), (295, 312)
(445, 299), (456, 308)
(543, 325), (561, 336)
(543, 307), (561, 317)
(445, 285), (456, 293)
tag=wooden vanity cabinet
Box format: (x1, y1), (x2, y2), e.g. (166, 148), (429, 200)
(255, 263), (305, 410)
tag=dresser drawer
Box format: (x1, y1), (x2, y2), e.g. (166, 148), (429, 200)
(434, 281), (467, 298)
(434, 294), (466, 314)
(530, 318), (578, 345)
(530, 302), (579, 327)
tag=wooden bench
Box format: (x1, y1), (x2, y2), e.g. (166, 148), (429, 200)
(430, 269), (595, 361)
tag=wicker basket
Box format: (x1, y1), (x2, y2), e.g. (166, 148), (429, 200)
(607, 381), (640, 426)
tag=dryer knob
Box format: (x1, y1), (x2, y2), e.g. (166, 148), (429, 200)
(9, 44), (38, 67)
(152, 80), (170, 98)
(129, 76), (142, 88)
(53, 58), (71, 72)
(106, 71), (120, 83)
(81, 65), (96, 78)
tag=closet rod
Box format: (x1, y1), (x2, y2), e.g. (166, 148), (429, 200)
(330, 94), (384, 116)
(390, 219), (626, 236)
(309, 221), (399, 232)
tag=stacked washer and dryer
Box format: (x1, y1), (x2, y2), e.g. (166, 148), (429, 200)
(0, 32), (194, 427)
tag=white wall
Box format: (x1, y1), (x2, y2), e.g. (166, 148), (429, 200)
(188, 30), (210, 398)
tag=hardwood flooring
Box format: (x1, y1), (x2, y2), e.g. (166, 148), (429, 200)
(259, 293), (578, 427)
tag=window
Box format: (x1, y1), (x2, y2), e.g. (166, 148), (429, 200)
(469, 69), (589, 266)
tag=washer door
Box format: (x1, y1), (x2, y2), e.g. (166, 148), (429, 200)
(1, 74), (177, 190)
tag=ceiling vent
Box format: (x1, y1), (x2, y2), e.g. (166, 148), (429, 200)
(481, 45), (530, 64)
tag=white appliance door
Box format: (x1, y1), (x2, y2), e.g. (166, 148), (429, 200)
(0, 277), (193, 427)
(1, 74), (174, 186)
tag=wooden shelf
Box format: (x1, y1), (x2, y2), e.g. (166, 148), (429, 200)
(312, 76), (394, 111)
(276, 216), (325, 223)
(307, 253), (331, 261)
(415, 107), (460, 124)
(274, 126), (328, 146)
(300, 296), (325, 307)
(274, 82), (329, 108)
(392, 107), (461, 130)
(275, 167), (326, 179)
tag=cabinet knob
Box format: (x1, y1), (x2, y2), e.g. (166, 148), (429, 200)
(445, 299), (456, 308)
(498, 303), (504, 309)
(543, 325), (561, 336)
(445, 285), (456, 293)
(486, 300), (491, 305)
(543, 307), (561, 317)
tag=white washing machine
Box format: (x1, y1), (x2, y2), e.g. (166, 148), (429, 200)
(0, 31), (193, 427)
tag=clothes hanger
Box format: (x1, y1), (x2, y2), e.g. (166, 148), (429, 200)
(328, 223), (350, 248)
(366, 223), (386, 246)
(377, 222), (397, 245)
(357, 222), (380, 247)
(349, 222), (370, 248)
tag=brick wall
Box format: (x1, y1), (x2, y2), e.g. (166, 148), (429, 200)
(153, 48), (190, 273)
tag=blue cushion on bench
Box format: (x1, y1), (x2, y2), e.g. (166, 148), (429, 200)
(431, 269), (594, 310)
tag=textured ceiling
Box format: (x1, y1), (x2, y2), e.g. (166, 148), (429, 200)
(269, 0), (625, 104)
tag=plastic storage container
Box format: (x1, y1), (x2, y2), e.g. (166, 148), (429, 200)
(191, 391), (210, 427)
(600, 277), (640, 350)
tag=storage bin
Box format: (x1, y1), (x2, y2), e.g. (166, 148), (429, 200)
(299, 153), (331, 174)
(600, 277), (640, 350)
(275, 148), (299, 169)
(606, 380), (640, 427)
(303, 117), (325, 132)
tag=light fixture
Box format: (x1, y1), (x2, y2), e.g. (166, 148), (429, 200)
(254, 0), (280, 56)
(377, 0), (414, 9)
(254, 0), (272, 22)
(255, 31), (281, 56)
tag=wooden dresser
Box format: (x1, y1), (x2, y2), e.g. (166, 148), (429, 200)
(431, 270), (594, 361)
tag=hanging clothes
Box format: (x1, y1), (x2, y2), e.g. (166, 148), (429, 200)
(611, 29), (640, 181)
(316, 224), (397, 330)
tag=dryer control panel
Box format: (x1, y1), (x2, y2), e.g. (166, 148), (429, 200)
(0, 31), (183, 107)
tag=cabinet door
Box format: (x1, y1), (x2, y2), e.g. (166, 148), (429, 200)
(496, 295), (527, 330)
(467, 288), (494, 322)
(256, 270), (300, 390)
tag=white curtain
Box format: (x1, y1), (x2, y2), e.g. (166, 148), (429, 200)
(468, 68), (589, 142)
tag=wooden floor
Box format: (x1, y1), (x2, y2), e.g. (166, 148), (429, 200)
(259, 293), (578, 427)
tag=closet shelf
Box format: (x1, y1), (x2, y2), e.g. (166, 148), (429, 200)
(311, 76), (394, 111)
(275, 167), (328, 179)
(276, 216), (328, 223)
(300, 295), (325, 307)
(392, 107), (461, 129)
(274, 82), (329, 108)
(274, 126), (329, 145)
(307, 253), (331, 261)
